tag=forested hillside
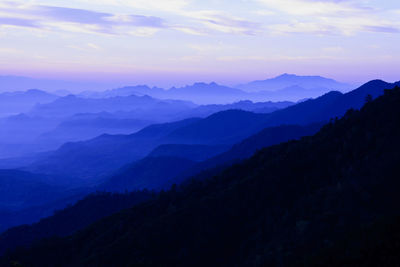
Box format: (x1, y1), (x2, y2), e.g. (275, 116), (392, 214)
(2, 86), (400, 266)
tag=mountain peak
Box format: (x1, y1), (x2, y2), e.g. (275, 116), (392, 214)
(238, 73), (349, 94)
(277, 73), (295, 78)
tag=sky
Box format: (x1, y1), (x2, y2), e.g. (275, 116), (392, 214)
(0, 0), (399, 87)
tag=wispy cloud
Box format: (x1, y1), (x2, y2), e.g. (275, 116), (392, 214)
(181, 10), (261, 35)
(0, 17), (38, 28)
(0, 1), (261, 36)
(0, 2), (167, 35)
(257, 0), (400, 35)
(257, 0), (369, 16)
(364, 25), (399, 33)
(77, 0), (190, 13)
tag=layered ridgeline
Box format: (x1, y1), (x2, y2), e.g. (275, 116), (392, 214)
(86, 74), (351, 103)
(99, 123), (323, 193)
(0, 95), (291, 160)
(0, 93), (195, 159)
(0, 80), (396, 235)
(0, 123), (323, 236)
(0, 89), (58, 117)
(26, 80), (399, 182)
(2, 85), (400, 266)
(0, 191), (154, 257)
(0, 123), (323, 247)
(0, 169), (89, 233)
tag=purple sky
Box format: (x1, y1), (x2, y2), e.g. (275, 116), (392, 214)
(0, 0), (399, 87)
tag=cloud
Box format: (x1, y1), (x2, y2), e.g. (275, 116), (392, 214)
(269, 22), (335, 35)
(0, 17), (38, 28)
(178, 10), (262, 35)
(0, 3), (167, 36)
(0, 1), (261, 36)
(257, 0), (399, 35)
(257, 0), (368, 16)
(364, 25), (399, 33)
(77, 0), (189, 13)
(201, 14), (261, 35)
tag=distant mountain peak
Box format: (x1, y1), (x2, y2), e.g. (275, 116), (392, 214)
(238, 73), (350, 95)
(273, 73), (330, 81)
(190, 82), (220, 87)
(277, 73), (294, 78)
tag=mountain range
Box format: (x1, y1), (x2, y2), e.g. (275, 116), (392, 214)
(0, 76), (399, 265)
(0, 92), (292, 159)
(83, 74), (352, 103)
(0, 79), (391, 232)
(1, 83), (399, 266)
(24, 80), (398, 182)
(0, 89), (58, 117)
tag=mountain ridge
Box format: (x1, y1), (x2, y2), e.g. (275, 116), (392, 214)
(2, 84), (399, 266)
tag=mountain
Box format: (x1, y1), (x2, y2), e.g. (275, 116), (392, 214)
(2, 85), (400, 266)
(0, 169), (89, 232)
(258, 79), (400, 126)
(27, 118), (202, 180)
(27, 109), (282, 181)
(109, 82), (250, 105)
(177, 100), (293, 119)
(79, 85), (165, 98)
(26, 109), (274, 181)
(26, 80), (399, 182)
(36, 114), (154, 149)
(238, 73), (351, 92)
(30, 94), (195, 118)
(102, 123), (323, 193)
(0, 124), (323, 242)
(83, 75), (350, 104)
(254, 85), (337, 102)
(162, 110), (270, 145)
(0, 191), (153, 255)
(0, 170), (63, 211)
(0, 94), (196, 158)
(0, 189), (88, 234)
(99, 157), (197, 192)
(0, 89), (58, 116)
(0, 112), (153, 160)
(148, 144), (229, 162)
(0, 115), (315, 234)
(0, 98), (291, 159)
(172, 123), (324, 186)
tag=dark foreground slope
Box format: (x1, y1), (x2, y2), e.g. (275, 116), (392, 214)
(0, 191), (153, 256)
(99, 124), (322, 193)
(3, 86), (400, 266)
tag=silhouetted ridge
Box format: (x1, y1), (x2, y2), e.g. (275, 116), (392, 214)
(99, 156), (196, 192)
(26, 80), (399, 181)
(3, 86), (400, 266)
(148, 144), (228, 162)
(0, 191), (153, 255)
